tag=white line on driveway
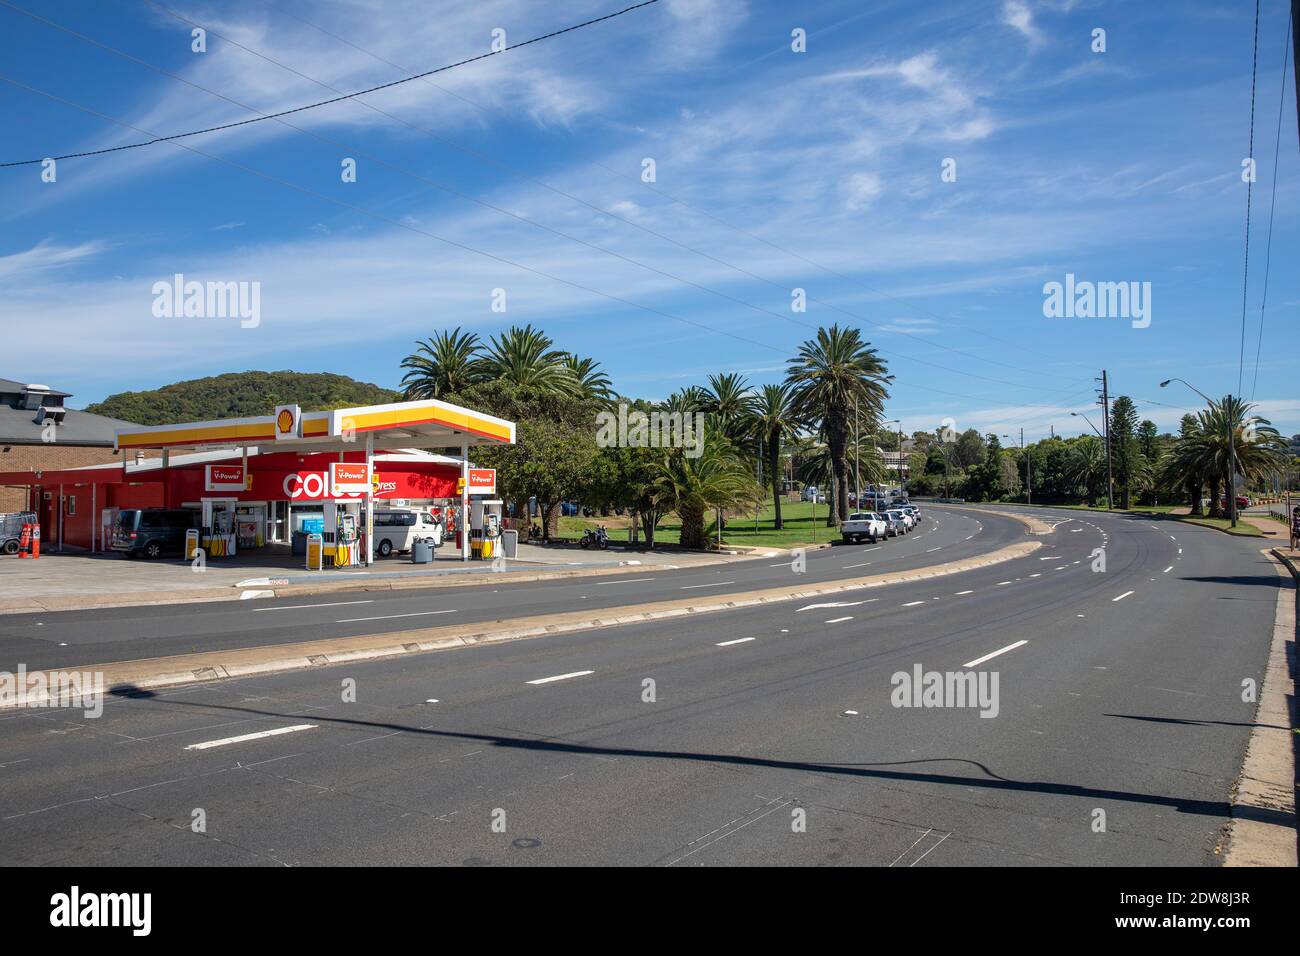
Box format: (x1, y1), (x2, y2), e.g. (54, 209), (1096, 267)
(963, 640), (1027, 668)
(1112, 591), (1135, 602)
(185, 724), (317, 751)
(716, 637), (756, 646)
(526, 670), (595, 685)
(255, 600), (374, 612)
(336, 609), (457, 623)
(681, 581), (736, 590)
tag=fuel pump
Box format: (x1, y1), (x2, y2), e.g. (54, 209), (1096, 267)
(470, 499), (503, 559)
(323, 501), (362, 568)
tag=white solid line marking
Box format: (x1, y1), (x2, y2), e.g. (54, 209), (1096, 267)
(902, 600), (925, 607)
(954, 590), (974, 595)
(186, 724), (317, 751)
(336, 609), (456, 623)
(1163, 566), (1173, 573)
(255, 600), (374, 612)
(963, 640), (1027, 668)
(1112, 590), (1134, 602)
(824, 616), (854, 624)
(716, 637), (756, 646)
(842, 561), (873, 569)
(526, 670), (595, 685)
(681, 581), (736, 589)
(594, 577), (656, 584)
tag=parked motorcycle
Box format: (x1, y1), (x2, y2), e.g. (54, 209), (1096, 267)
(579, 526), (609, 550)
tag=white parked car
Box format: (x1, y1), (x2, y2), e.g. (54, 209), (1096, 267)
(841, 511), (888, 544)
(886, 508), (914, 532)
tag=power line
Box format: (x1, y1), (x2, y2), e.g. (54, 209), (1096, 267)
(1250, 6), (1292, 401)
(0, 0), (661, 167)
(9, 0), (1093, 403)
(1, 69), (1086, 413)
(1237, 0), (1260, 396)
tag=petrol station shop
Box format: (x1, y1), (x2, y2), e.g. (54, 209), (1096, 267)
(0, 397), (515, 567)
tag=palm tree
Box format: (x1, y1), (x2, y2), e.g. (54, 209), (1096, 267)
(399, 328), (483, 399)
(1065, 436), (1107, 506)
(746, 383), (800, 529)
(477, 324), (575, 395)
(785, 325), (892, 525)
(1161, 415), (1209, 515)
(702, 372), (754, 442)
(1197, 396), (1288, 519)
(560, 354), (614, 405)
(652, 425), (760, 550)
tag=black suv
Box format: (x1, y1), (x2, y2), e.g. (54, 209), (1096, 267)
(112, 509), (199, 558)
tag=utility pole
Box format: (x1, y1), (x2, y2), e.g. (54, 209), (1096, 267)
(1022, 426), (1031, 505)
(853, 398), (861, 509)
(1100, 370), (1114, 511)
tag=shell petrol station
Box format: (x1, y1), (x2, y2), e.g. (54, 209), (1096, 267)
(0, 398), (516, 569)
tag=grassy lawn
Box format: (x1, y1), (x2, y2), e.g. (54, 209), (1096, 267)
(1174, 516), (1264, 536)
(549, 498), (843, 549)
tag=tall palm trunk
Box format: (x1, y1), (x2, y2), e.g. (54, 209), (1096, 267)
(1206, 476), (1221, 518)
(679, 502), (706, 550)
(767, 435), (783, 530)
(1188, 476), (1204, 515)
(826, 409), (848, 526)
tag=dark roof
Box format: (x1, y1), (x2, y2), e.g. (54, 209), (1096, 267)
(0, 405), (136, 446)
(0, 378), (72, 399)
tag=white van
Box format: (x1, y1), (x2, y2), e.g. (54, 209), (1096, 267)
(371, 508), (442, 557)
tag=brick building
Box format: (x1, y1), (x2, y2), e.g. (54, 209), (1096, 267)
(0, 378), (137, 514)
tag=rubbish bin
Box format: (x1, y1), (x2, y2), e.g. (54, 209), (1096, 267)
(411, 539), (433, 564)
(500, 529), (518, 559)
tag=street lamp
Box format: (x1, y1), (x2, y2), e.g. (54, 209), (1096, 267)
(1071, 412), (1111, 510)
(880, 419), (903, 498)
(1161, 378), (1238, 528)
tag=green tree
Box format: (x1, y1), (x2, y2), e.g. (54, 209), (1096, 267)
(399, 328), (484, 399)
(746, 383), (800, 529)
(477, 324), (576, 396)
(785, 325), (892, 526)
(651, 425), (760, 550)
(1109, 395), (1140, 509)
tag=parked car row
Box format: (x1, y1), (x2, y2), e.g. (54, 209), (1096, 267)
(840, 505), (919, 544)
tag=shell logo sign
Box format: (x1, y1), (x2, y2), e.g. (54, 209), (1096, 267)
(274, 404), (301, 441)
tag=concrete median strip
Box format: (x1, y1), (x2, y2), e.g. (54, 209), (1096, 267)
(2, 538), (1041, 707)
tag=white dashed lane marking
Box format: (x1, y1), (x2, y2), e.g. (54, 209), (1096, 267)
(716, 637), (756, 646)
(526, 670), (595, 685)
(963, 641), (1027, 668)
(1112, 591), (1135, 602)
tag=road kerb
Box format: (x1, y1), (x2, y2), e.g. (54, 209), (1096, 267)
(2, 539), (1041, 707)
(1222, 550), (1298, 866)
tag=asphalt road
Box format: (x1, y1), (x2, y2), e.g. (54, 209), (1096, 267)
(0, 506), (1018, 670)
(0, 505), (1286, 866)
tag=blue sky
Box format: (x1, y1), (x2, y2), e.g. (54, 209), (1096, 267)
(1, 0), (1297, 441)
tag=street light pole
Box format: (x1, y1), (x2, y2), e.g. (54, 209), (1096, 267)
(1161, 378), (1238, 528)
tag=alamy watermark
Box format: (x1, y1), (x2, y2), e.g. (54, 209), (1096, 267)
(1, 665), (104, 718)
(891, 664), (999, 718)
(152, 273), (260, 328)
(1042, 273), (1150, 329)
(596, 402), (705, 458)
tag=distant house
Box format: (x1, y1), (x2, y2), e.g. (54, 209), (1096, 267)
(0, 378), (138, 516)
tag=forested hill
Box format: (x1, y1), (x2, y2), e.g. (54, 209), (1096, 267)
(84, 371), (400, 425)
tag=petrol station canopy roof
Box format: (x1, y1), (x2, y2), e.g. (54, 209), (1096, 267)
(113, 398), (516, 454)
